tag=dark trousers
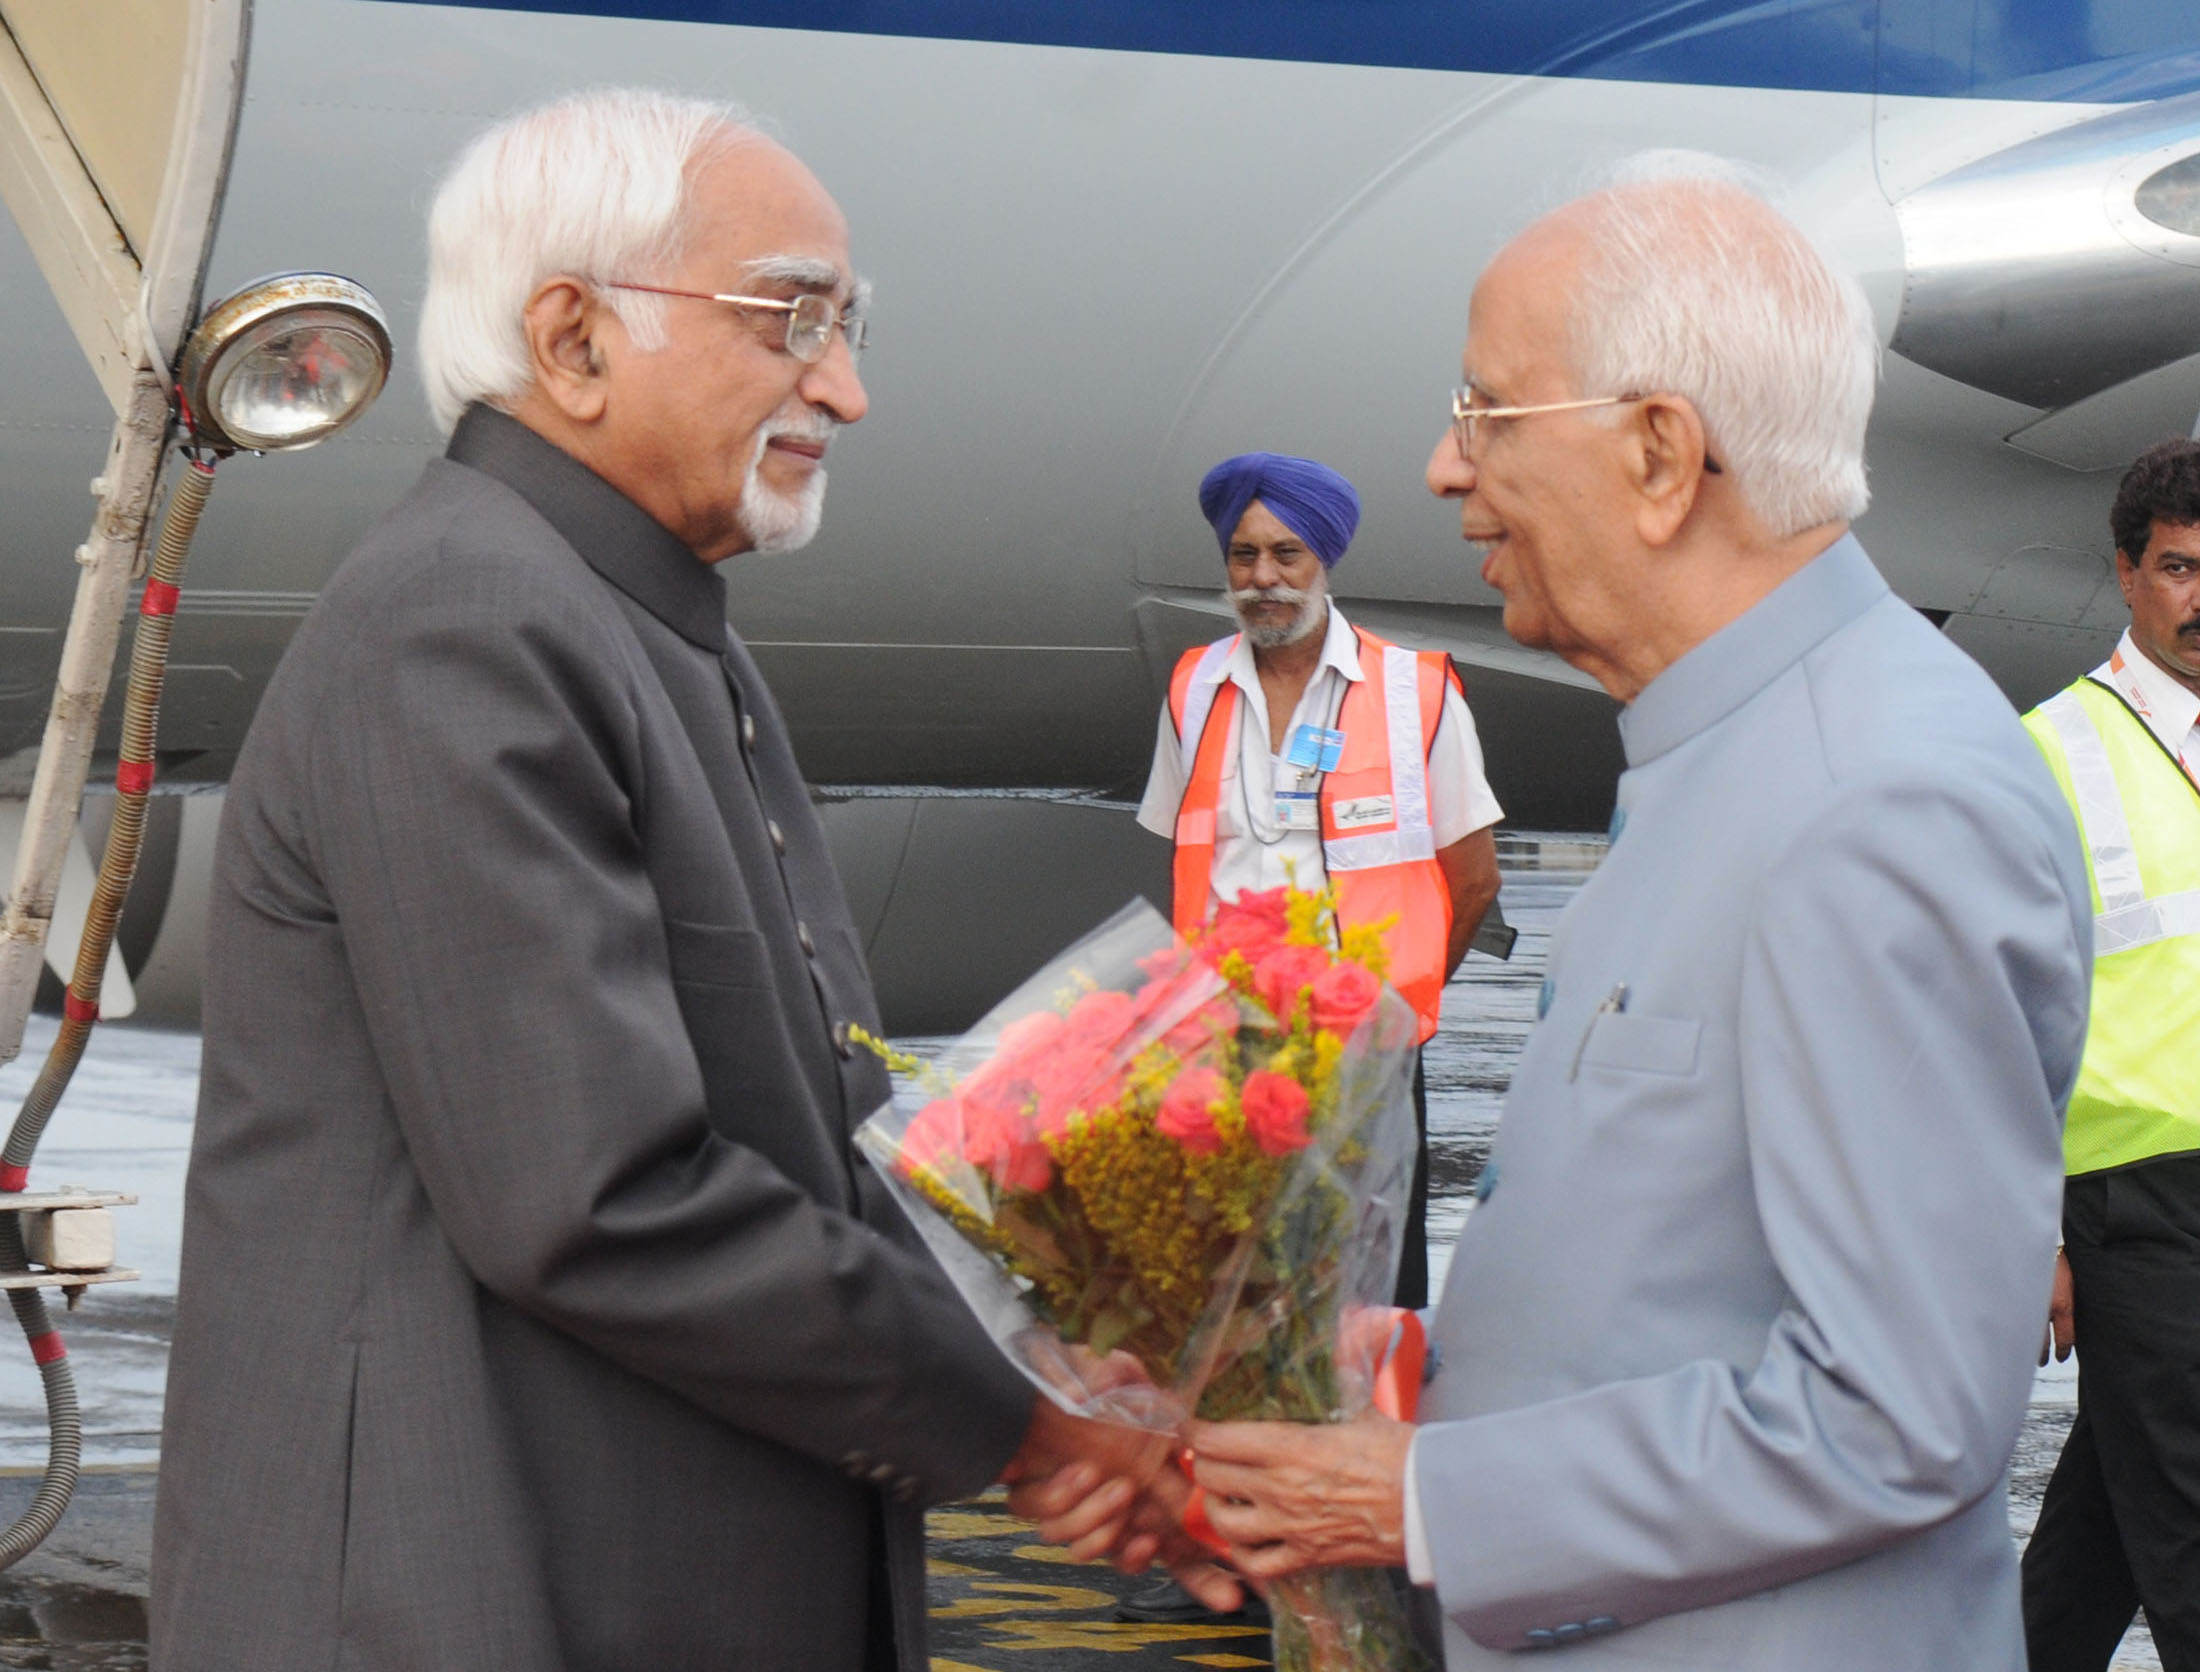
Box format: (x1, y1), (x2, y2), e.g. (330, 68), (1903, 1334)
(1393, 1052), (1430, 1310)
(2024, 1152), (2200, 1672)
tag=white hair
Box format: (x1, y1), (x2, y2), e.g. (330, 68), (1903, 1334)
(1563, 150), (1879, 537)
(418, 87), (764, 434)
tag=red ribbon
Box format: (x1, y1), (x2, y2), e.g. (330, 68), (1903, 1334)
(140, 578), (179, 617)
(0, 1165), (27, 1193)
(115, 760), (154, 796)
(63, 991), (98, 1024)
(28, 1332), (66, 1367)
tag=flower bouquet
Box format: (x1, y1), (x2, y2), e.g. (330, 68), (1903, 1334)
(853, 884), (1432, 1672)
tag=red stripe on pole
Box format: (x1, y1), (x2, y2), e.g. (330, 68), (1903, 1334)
(140, 578), (180, 617)
(62, 991), (98, 1024)
(28, 1332), (66, 1367)
(114, 759), (154, 795)
(0, 1165), (26, 1193)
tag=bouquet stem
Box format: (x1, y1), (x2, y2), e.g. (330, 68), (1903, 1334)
(1267, 1568), (1433, 1672)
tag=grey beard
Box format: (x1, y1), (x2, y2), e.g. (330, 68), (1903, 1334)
(1231, 585), (1326, 649)
(737, 415), (835, 554)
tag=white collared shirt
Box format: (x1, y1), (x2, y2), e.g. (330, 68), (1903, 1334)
(1136, 602), (1503, 909)
(2098, 628), (2200, 791)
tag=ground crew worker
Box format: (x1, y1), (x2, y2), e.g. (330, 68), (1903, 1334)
(2021, 436), (2200, 1672)
(1141, 450), (1503, 1285)
(1126, 451), (1502, 1623)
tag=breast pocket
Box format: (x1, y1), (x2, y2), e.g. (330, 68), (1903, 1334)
(664, 917), (771, 991)
(663, 918), (847, 1203)
(1578, 1011), (1702, 1077)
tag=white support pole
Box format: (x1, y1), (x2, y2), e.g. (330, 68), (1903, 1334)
(0, 366), (171, 1063)
(0, 0), (249, 1064)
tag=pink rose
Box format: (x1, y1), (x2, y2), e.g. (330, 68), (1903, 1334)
(1230, 886), (1291, 926)
(1163, 995), (1241, 1058)
(1030, 1045), (1119, 1136)
(1240, 1071), (1311, 1157)
(1200, 888), (1291, 965)
(1065, 988), (1136, 1045)
(1308, 962), (1382, 1035)
(898, 1096), (961, 1176)
(1156, 1067), (1228, 1155)
(1252, 944), (1332, 1027)
(995, 1008), (1067, 1062)
(962, 1097), (1053, 1193)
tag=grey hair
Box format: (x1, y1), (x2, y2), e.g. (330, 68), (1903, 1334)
(1564, 150), (1879, 536)
(417, 86), (765, 434)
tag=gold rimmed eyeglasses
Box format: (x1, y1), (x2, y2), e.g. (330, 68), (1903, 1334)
(606, 281), (868, 363)
(1449, 386), (1722, 472)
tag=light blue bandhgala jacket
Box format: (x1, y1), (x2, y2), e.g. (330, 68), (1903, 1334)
(1418, 535), (2091, 1669)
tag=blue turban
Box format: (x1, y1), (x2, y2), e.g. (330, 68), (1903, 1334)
(1197, 452), (1361, 568)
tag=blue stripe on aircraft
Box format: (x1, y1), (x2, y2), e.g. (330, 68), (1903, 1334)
(393, 1), (2200, 102)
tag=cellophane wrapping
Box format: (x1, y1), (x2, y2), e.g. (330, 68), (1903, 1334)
(853, 885), (1433, 1671)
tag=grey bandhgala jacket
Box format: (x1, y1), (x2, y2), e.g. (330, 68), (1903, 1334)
(152, 406), (1030, 1671)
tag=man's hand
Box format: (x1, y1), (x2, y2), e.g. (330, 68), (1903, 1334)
(1008, 1453), (1245, 1610)
(1186, 1413), (1415, 1580)
(2040, 1248), (2075, 1365)
(1003, 1402), (1245, 1609)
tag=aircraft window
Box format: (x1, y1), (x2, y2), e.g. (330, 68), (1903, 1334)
(2136, 152), (2200, 239)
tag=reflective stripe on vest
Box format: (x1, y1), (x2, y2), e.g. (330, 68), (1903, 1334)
(2037, 688), (2200, 955)
(1325, 645), (1440, 870)
(2024, 677), (2200, 1176)
(1176, 636), (1236, 784)
(1166, 628), (1455, 1041)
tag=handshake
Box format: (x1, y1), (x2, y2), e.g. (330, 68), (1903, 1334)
(998, 1357), (1420, 1609)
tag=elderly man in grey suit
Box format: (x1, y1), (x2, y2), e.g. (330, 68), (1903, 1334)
(148, 88), (1200, 1671)
(1038, 161), (2093, 1666)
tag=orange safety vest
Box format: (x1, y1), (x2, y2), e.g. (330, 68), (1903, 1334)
(1167, 626), (1458, 1043)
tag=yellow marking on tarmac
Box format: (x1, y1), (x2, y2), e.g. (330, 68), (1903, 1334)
(926, 1559), (988, 1576)
(1012, 1541), (1109, 1566)
(931, 1660), (1004, 1671)
(928, 1510), (1035, 1540)
(932, 1580), (1117, 1619)
(1177, 1656), (1268, 1668)
(959, 1619), (1272, 1653)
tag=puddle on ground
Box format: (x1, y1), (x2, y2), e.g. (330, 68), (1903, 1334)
(0, 1582), (147, 1670)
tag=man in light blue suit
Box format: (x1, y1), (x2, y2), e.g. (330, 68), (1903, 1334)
(1172, 158), (2093, 1666)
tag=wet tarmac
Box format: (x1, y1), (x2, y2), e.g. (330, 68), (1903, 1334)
(0, 844), (2160, 1668)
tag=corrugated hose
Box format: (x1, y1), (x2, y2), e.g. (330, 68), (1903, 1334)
(0, 454), (216, 1567)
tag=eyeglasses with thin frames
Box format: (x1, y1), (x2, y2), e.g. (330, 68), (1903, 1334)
(1449, 386), (1722, 472)
(605, 281), (868, 363)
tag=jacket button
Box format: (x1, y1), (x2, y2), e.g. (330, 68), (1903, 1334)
(741, 712), (757, 750)
(839, 1450), (870, 1476)
(833, 1020), (855, 1060)
(891, 1475), (921, 1503)
(1553, 1623), (1585, 1643)
(1524, 1628), (1557, 1648)
(1585, 1616), (1620, 1636)
(767, 818), (786, 855)
(797, 922), (816, 956)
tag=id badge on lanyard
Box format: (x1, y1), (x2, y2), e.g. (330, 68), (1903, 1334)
(1285, 725), (1346, 773)
(1274, 725), (1342, 830)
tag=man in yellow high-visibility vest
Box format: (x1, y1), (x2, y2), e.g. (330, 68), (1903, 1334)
(2022, 437), (2200, 1672)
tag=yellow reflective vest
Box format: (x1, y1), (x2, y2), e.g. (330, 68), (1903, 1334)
(2023, 676), (2200, 1176)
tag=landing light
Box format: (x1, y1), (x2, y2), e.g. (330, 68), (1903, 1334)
(177, 273), (391, 453)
